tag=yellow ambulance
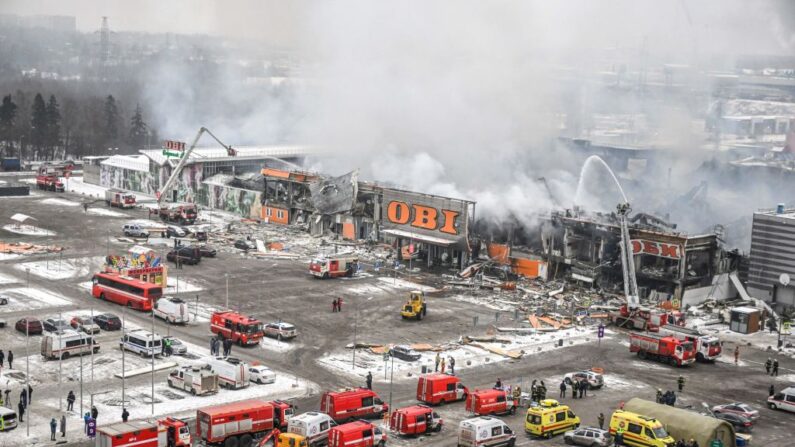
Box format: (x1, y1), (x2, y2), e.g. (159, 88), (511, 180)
(525, 399), (581, 438)
(609, 410), (676, 447)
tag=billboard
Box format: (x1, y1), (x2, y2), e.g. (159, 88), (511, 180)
(631, 239), (682, 260)
(381, 189), (470, 245)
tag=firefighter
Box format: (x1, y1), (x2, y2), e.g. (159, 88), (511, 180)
(656, 388), (663, 403)
(769, 384), (775, 397)
(67, 391), (75, 411)
(772, 358), (779, 376)
(734, 346), (739, 364)
(598, 412), (605, 430)
(513, 386), (522, 405)
(17, 401), (24, 423)
(440, 357), (446, 374)
(434, 352), (440, 372)
(765, 357), (772, 374)
(365, 371), (373, 390)
(677, 375), (685, 392)
(122, 407), (130, 422)
(449, 356), (456, 375)
(572, 380), (578, 399)
(495, 378), (502, 389)
(559, 380), (567, 398)
(91, 405), (99, 422)
(539, 381), (547, 400)
(338, 298), (343, 311)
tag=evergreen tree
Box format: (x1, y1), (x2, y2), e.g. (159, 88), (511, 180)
(30, 93), (48, 159)
(46, 95), (61, 160)
(0, 95), (17, 155)
(103, 95), (120, 148)
(128, 103), (148, 149)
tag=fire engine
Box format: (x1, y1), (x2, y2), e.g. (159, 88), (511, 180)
(629, 332), (696, 367)
(609, 304), (683, 331)
(657, 324), (721, 362)
(35, 163), (73, 192)
(158, 417), (191, 446)
(416, 373), (468, 405)
(105, 188), (136, 208)
(320, 388), (389, 422)
(309, 254), (359, 279)
(390, 405), (443, 436)
(158, 203), (198, 225)
(210, 311), (264, 346)
(465, 389), (516, 416)
(197, 399), (294, 446)
(95, 419), (189, 447)
(328, 421), (386, 447)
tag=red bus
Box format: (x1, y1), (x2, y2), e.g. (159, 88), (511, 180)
(91, 272), (163, 311)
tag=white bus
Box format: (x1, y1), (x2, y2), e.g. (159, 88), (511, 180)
(120, 329), (162, 357)
(41, 329), (100, 360)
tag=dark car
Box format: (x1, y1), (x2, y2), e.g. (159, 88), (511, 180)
(93, 313), (122, 331)
(165, 225), (188, 238)
(389, 345), (421, 361)
(43, 318), (71, 333)
(234, 239), (256, 251)
(166, 246), (201, 265)
(0, 294), (9, 305)
(195, 230), (208, 241)
(198, 245), (217, 258)
(15, 317), (43, 335)
(713, 412), (753, 433)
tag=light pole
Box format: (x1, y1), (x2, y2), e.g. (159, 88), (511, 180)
(352, 297), (373, 370)
(58, 311), (63, 411)
(122, 304), (126, 413)
(90, 308), (95, 382)
(25, 313), (30, 437)
(151, 303), (155, 415)
(225, 273), (229, 309)
(388, 352), (394, 418)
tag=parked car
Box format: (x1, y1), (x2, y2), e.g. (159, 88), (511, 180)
(166, 246), (201, 265)
(263, 322), (297, 341)
(713, 412), (753, 433)
(43, 318), (71, 333)
(563, 427), (612, 447)
(563, 370), (604, 389)
(15, 317), (43, 335)
(198, 245), (217, 258)
(712, 403), (760, 421)
(195, 230), (208, 241)
(70, 316), (101, 334)
(0, 294), (9, 305)
(122, 224), (149, 238)
(166, 225), (187, 238)
(93, 313), (122, 331)
(163, 336), (188, 355)
(249, 365), (276, 384)
(234, 239), (256, 251)
(389, 345), (421, 362)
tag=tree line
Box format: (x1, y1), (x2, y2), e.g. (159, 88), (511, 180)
(0, 90), (157, 161)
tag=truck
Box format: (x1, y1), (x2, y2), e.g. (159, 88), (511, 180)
(390, 405), (443, 436)
(309, 255), (359, 279)
(36, 173), (64, 192)
(629, 332), (696, 367)
(196, 399), (294, 446)
(609, 305), (683, 331)
(158, 417), (191, 447)
(105, 188), (136, 208)
(210, 311), (264, 346)
(0, 158), (21, 171)
(416, 373), (468, 405)
(158, 203), (197, 225)
(328, 421), (386, 447)
(657, 324), (721, 362)
(465, 389), (516, 416)
(400, 290), (427, 320)
(167, 365), (219, 396)
(205, 356), (251, 389)
(95, 419), (190, 447)
(320, 388), (388, 422)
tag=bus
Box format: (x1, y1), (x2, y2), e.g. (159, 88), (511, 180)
(91, 272), (163, 311)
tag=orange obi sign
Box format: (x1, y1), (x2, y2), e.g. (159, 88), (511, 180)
(631, 239), (682, 259)
(386, 201), (460, 235)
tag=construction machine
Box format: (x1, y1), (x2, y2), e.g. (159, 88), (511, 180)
(401, 290), (427, 320)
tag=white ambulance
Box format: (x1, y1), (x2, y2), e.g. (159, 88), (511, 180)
(41, 329), (100, 360)
(287, 412), (337, 447)
(154, 296), (190, 324)
(458, 417), (516, 447)
(205, 356), (250, 390)
(768, 386), (795, 414)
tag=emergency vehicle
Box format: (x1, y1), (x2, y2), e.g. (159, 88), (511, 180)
(320, 388), (389, 422)
(197, 399), (294, 446)
(158, 417), (191, 446)
(629, 332), (696, 367)
(167, 365), (219, 395)
(287, 412), (337, 447)
(154, 296), (190, 324)
(205, 356), (251, 389)
(309, 254), (359, 279)
(0, 407), (18, 431)
(41, 329), (100, 360)
(524, 399), (580, 439)
(158, 203), (198, 225)
(328, 421), (386, 447)
(416, 373), (468, 405)
(95, 420), (165, 447)
(210, 311), (264, 346)
(390, 405), (443, 436)
(610, 305), (684, 332)
(768, 386), (795, 413)
(657, 324), (722, 362)
(608, 410), (676, 447)
(465, 389), (516, 416)
(105, 189), (136, 208)
(457, 417), (516, 447)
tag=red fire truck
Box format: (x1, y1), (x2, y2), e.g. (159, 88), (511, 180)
(309, 255), (359, 279)
(328, 421), (387, 447)
(35, 163), (73, 192)
(210, 311), (264, 346)
(320, 388), (389, 422)
(95, 420), (165, 447)
(197, 399), (294, 446)
(609, 304), (684, 331)
(465, 389), (516, 416)
(658, 324), (722, 362)
(158, 418), (191, 446)
(416, 373), (468, 405)
(629, 332), (696, 367)
(105, 188), (137, 208)
(158, 203), (198, 225)
(390, 405), (443, 436)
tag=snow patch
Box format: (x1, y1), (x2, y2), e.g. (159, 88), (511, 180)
(0, 287), (73, 311)
(0, 272), (17, 284)
(376, 276), (436, 292)
(0, 253), (22, 261)
(40, 198), (80, 207)
(87, 207), (127, 217)
(2, 223), (56, 236)
(14, 256), (104, 280)
(165, 276), (204, 294)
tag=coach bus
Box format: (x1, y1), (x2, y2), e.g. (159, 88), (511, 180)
(91, 272), (163, 311)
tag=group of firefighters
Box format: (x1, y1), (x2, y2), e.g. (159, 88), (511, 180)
(434, 352), (456, 375)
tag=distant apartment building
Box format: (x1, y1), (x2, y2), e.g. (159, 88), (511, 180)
(747, 206), (795, 311)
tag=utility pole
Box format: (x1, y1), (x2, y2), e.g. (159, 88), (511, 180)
(151, 304), (155, 415)
(122, 304), (126, 412)
(58, 311), (63, 411)
(90, 308), (95, 382)
(225, 273), (229, 309)
(388, 352), (394, 418)
(25, 315), (29, 436)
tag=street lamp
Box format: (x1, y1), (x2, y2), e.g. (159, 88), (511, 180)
(225, 273), (229, 309)
(352, 297), (373, 370)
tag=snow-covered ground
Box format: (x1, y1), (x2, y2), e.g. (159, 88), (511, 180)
(376, 276), (437, 292)
(700, 323), (795, 360)
(87, 207), (126, 217)
(164, 275), (204, 294)
(0, 287), (73, 312)
(0, 253), (21, 261)
(0, 272), (17, 284)
(2, 223), (56, 236)
(14, 256), (104, 280)
(40, 197), (80, 207)
(60, 176), (112, 199)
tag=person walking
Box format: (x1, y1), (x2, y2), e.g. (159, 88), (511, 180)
(734, 346), (739, 364)
(332, 298), (337, 313)
(598, 412), (605, 430)
(434, 352), (440, 372)
(60, 414), (66, 438)
(4, 389), (10, 408)
(769, 384), (775, 397)
(122, 407), (130, 422)
(67, 391), (75, 411)
(572, 380), (578, 399)
(677, 375), (685, 392)
(656, 389), (663, 403)
(337, 298), (343, 311)
(582, 381), (587, 397)
(0, 350), (4, 368)
(765, 357), (772, 374)
(50, 417), (57, 440)
(91, 405), (99, 422)
(84, 413), (90, 434)
(559, 380), (567, 398)
(27, 384), (32, 403)
(449, 356), (456, 375)
(7, 350), (12, 369)
(365, 371), (373, 390)
(440, 357), (446, 374)
(20, 389), (27, 409)
(772, 358), (779, 376)
(17, 401), (24, 423)
(578, 382), (585, 399)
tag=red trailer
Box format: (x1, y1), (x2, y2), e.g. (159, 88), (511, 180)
(416, 373), (468, 405)
(390, 405), (443, 436)
(465, 389), (516, 416)
(328, 421), (386, 447)
(197, 399), (294, 446)
(320, 388), (388, 422)
(95, 420), (165, 447)
(629, 332), (696, 367)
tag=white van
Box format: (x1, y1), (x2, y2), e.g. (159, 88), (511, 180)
(154, 297), (190, 324)
(41, 329), (100, 360)
(768, 386), (795, 413)
(0, 407), (18, 431)
(288, 412), (337, 447)
(205, 356), (250, 389)
(458, 417), (516, 447)
(120, 329), (162, 357)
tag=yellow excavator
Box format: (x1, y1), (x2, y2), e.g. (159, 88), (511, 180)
(401, 290), (427, 320)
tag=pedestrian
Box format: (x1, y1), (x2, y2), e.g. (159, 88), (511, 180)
(772, 358), (779, 376)
(365, 371), (373, 390)
(165, 338), (172, 356)
(690, 439), (699, 447)
(17, 401), (24, 423)
(91, 405), (99, 421)
(67, 390), (75, 411)
(60, 414), (66, 437)
(0, 350), (4, 367)
(669, 391), (677, 407)
(539, 381), (547, 400)
(440, 357), (446, 374)
(495, 378), (502, 389)
(20, 389), (27, 409)
(209, 338), (215, 356)
(434, 352), (440, 372)
(7, 350), (12, 369)
(28, 384), (32, 403)
(677, 375), (685, 392)
(332, 298), (337, 312)
(84, 412), (90, 434)
(765, 357), (772, 374)
(734, 346), (739, 364)
(676, 439), (686, 447)
(122, 407), (129, 422)
(578, 382), (585, 399)
(614, 427), (624, 446)
(572, 380), (578, 399)
(559, 380), (567, 398)
(598, 412), (605, 430)
(582, 381), (587, 397)
(227, 339), (233, 357)
(513, 386), (522, 405)
(769, 384), (775, 397)
(338, 298), (343, 311)
(449, 356), (455, 375)
(656, 389), (663, 403)
(4, 389), (10, 408)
